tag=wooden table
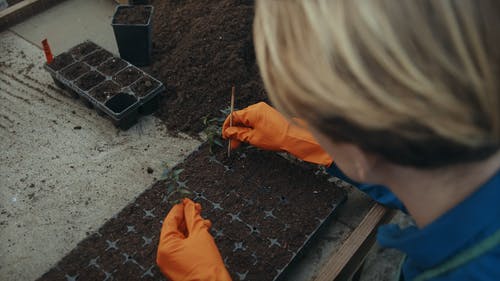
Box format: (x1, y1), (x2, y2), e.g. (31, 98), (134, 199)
(315, 203), (395, 281)
(285, 185), (396, 281)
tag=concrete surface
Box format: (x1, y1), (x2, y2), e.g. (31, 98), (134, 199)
(10, 0), (119, 55)
(0, 29), (200, 281)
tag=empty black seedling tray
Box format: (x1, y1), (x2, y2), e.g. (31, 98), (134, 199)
(44, 41), (165, 130)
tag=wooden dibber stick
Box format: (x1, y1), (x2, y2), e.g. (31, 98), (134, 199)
(227, 86), (235, 157)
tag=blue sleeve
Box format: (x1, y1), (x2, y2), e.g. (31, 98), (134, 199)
(326, 163), (407, 212)
(432, 246), (500, 281)
(408, 247), (500, 281)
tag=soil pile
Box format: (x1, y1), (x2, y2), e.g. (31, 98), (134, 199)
(151, 0), (267, 134)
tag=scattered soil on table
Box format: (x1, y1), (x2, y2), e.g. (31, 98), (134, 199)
(47, 53), (74, 71)
(61, 62), (90, 81)
(75, 71), (105, 91)
(82, 49), (114, 67)
(97, 58), (128, 76)
(89, 80), (122, 102)
(131, 77), (159, 97)
(36, 144), (345, 281)
(150, 0), (267, 134)
(69, 41), (99, 59)
(113, 6), (152, 25)
(113, 67), (143, 87)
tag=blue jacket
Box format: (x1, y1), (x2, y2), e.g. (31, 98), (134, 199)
(327, 164), (500, 281)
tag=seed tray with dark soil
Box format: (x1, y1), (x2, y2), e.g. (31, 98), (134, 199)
(97, 57), (128, 76)
(44, 41), (166, 130)
(89, 80), (122, 103)
(74, 71), (106, 91)
(36, 144), (346, 281)
(113, 66), (143, 87)
(82, 49), (114, 67)
(150, 0), (267, 134)
(46, 53), (74, 71)
(60, 61), (90, 81)
(131, 76), (160, 97)
(68, 41), (100, 59)
(113, 5), (152, 25)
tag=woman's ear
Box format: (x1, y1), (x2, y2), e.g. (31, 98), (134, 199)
(310, 128), (379, 183)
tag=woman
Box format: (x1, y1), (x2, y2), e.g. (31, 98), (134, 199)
(156, 1), (500, 280)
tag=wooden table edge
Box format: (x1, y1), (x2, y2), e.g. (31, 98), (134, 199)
(313, 203), (396, 281)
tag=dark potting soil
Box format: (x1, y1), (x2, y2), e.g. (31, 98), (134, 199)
(47, 53), (74, 71)
(69, 41), (99, 59)
(131, 77), (160, 97)
(82, 49), (114, 67)
(61, 62), (90, 81)
(36, 144), (345, 281)
(97, 57), (128, 76)
(113, 6), (152, 25)
(113, 67), (143, 87)
(75, 71), (105, 91)
(150, 0), (267, 134)
(89, 80), (122, 102)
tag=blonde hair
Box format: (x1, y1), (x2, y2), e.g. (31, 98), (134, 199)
(254, 0), (500, 167)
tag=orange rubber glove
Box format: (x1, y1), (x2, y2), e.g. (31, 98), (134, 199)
(222, 102), (333, 166)
(156, 198), (231, 281)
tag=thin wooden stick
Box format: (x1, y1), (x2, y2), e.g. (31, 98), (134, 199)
(227, 86), (235, 157)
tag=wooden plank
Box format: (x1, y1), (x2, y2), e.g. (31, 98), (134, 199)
(0, 0), (67, 31)
(0, 0), (38, 18)
(336, 207), (395, 281)
(313, 204), (392, 281)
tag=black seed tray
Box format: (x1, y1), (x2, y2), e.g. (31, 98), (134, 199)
(44, 41), (165, 130)
(35, 143), (347, 281)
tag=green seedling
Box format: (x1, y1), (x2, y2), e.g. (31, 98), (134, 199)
(202, 107), (231, 154)
(160, 166), (192, 204)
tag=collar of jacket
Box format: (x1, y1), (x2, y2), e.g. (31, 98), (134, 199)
(376, 169), (500, 269)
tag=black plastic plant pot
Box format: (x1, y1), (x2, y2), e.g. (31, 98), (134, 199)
(104, 93), (139, 129)
(138, 92), (161, 115)
(45, 52), (73, 90)
(50, 75), (68, 91)
(130, 76), (163, 115)
(111, 5), (154, 67)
